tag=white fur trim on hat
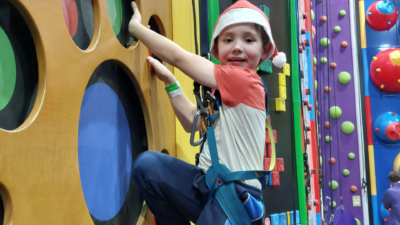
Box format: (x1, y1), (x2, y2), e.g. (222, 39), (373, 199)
(272, 52), (287, 68)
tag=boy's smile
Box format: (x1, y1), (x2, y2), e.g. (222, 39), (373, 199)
(215, 23), (268, 70)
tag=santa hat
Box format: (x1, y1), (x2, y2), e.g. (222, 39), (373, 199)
(209, 0), (287, 68)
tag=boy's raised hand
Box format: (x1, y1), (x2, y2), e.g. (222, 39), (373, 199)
(147, 56), (176, 85)
(129, 2), (142, 35)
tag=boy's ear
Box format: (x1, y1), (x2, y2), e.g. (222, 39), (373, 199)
(260, 44), (270, 61)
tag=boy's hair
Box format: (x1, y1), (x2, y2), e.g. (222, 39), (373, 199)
(389, 171), (400, 183)
(254, 24), (270, 48)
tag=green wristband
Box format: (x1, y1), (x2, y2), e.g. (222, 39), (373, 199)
(165, 81), (180, 92)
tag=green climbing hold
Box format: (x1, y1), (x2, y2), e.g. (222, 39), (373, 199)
(325, 136), (332, 142)
(330, 106), (342, 119)
(340, 10), (347, 17)
(341, 121), (355, 134)
(314, 57), (317, 65)
(334, 26), (341, 33)
(330, 200), (337, 208)
(343, 169), (350, 176)
(320, 38), (330, 47)
(329, 180), (339, 190)
(316, 101), (319, 108)
(311, 10), (315, 21)
(338, 71), (351, 84)
(348, 153), (355, 160)
(315, 80), (318, 90)
(355, 218), (360, 225)
(320, 57), (327, 64)
(320, 156), (323, 166)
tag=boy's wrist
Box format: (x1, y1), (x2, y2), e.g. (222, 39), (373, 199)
(164, 77), (177, 86)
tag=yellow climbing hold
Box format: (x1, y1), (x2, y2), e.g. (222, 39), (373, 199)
(398, 79), (400, 83)
(381, 84), (385, 89)
(373, 56), (377, 60)
(376, 68), (381, 72)
(390, 50), (400, 66)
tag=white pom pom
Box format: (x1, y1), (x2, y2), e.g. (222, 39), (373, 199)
(272, 52), (287, 68)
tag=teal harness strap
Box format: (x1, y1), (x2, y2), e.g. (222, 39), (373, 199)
(206, 127), (253, 225)
(204, 76), (275, 225)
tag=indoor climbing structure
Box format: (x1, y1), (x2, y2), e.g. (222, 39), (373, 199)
(359, 0), (400, 224)
(312, 0), (370, 224)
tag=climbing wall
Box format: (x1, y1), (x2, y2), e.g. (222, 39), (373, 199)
(0, 0), (175, 224)
(219, 0), (306, 224)
(359, 0), (400, 224)
(311, 0), (369, 224)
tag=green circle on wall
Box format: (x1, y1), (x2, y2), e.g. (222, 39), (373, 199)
(321, 57), (327, 64)
(329, 180), (339, 190)
(343, 169), (350, 176)
(338, 72), (351, 84)
(355, 218), (360, 225)
(106, 0), (123, 36)
(320, 38), (330, 47)
(341, 121), (355, 134)
(330, 106), (342, 119)
(340, 10), (347, 17)
(0, 26), (16, 111)
(311, 10), (315, 21)
(348, 153), (355, 160)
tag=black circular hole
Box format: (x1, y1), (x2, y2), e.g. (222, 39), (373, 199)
(62, 0), (95, 50)
(0, 0), (38, 130)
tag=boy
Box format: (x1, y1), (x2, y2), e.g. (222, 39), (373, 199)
(383, 171), (400, 225)
(130, 1), (286, 224)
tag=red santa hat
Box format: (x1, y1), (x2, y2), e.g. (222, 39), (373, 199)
(209, 0), (286, 68)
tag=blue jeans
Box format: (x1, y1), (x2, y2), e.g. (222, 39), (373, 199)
(132, 151), (264, 225)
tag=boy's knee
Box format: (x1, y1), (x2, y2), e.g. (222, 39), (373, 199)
(132, 151), (160, 181)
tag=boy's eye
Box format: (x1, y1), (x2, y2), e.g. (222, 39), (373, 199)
(246, 39), (253, 43)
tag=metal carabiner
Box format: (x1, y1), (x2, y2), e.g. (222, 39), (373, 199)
(190, 111), (205, 146)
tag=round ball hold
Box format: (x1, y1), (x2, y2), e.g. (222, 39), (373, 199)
(348, 152), (355, 160)
(312, 25), (316, 36)
(325, 122), (330, 128)
(334, 26), (341, 33)
(318, 111), (321, 117)
(320, 57), (328, 64)
(341, 41), (348, 48)
(355, 218), (361, 225)
(340, 10), (346, 17)
(320, 16), (327, 22)
(325, 136), (332, 142)
(320, 38), (330, 47)
(315, 80), (318, 90)
(324, 86), (331, 93)
(330, 62), (337, 69)
(338, 71), (351, 84)
(330, 200), (337, 208)
(314, 57), (317, 65)
(320, 156), (323, 166)
(329, 180), (339, 190)
(330, 106), (342, 119)
(341, 121), (355, 134)
(329, 158), (336, 165)
(351, 185), (357, 193)
(343, 169), (350, 176)
(311, 10), (315, 21)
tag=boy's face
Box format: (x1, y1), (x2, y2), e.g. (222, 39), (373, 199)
(214, 23), (268, 70)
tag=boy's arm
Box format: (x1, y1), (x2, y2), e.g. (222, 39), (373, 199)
(147, 57), (201, 133)
(129, 2), (218, 89)
(382, 190), (392, 209)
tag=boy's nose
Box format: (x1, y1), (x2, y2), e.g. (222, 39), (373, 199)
(231, 42), (243, 53)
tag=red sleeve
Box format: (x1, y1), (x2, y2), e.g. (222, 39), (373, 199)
(214, 65), (253, 107)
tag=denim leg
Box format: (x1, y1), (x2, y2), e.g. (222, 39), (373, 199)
(132, 151), (204, 225)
